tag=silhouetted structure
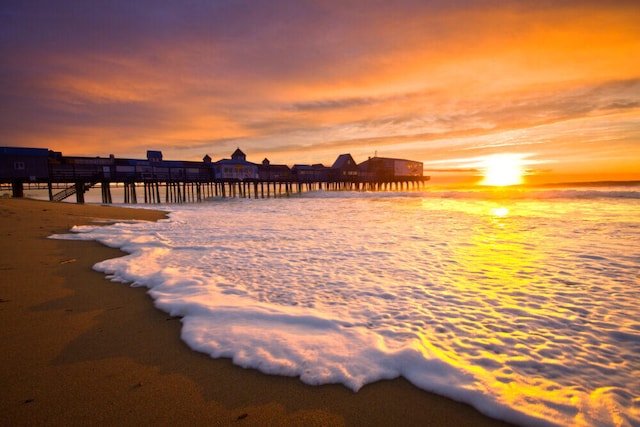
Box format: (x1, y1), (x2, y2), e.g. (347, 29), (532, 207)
(258, 158), (292, 181)
(1, 146), (430, 203)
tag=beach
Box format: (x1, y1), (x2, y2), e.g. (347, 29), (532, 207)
(0, 197), (512, 426)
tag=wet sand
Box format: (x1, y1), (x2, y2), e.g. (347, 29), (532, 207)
(0, 197), (513, 426)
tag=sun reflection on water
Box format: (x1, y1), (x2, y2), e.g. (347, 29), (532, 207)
(491, 206), (510, 218)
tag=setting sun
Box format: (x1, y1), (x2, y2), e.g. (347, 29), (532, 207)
(480, 154), (525, 186)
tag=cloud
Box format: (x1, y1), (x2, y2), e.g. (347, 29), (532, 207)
(287, 97), (379, 112)
(1, 0), (639, 182)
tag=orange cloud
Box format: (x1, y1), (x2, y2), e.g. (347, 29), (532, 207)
(1, 1), (638, 183)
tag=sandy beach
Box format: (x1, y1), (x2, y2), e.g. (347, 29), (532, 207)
(0, 197), (513, 426)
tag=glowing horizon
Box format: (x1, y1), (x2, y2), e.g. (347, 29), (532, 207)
(1, 1), (639, 185)
(480, 154), (525, 187)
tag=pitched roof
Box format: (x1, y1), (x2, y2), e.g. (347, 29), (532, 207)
(331, 153), (356, 169)
(231, 148), (246, 159)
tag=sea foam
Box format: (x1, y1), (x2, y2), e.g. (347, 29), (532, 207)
(51, 190), (640, 427)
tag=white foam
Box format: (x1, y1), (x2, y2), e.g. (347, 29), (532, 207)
(50, 190), (640, 427)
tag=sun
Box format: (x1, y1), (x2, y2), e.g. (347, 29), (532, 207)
(480, 154), (525, 186)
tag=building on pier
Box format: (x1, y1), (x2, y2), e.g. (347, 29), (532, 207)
(0, 147), (50, 197)
(1, 146), (430, 203)
(358, 156), (423, 180)
(258, 158), (291, 181)
(291, 163), (331, 182)
(331, 153), (359, 180)
(213, 148), (258, 180)
(0, 146), (49, 181)
(147, 150), (163, 162)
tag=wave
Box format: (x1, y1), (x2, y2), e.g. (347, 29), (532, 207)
(49, 193), (640, 427)
(296, 187), (640, 201)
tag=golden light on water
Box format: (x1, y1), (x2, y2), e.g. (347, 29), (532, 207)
(480, 154), (526, 187)
(491, 206), (510, 218)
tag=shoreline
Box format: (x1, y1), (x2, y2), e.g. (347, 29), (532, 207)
(0, 198), (514, 426)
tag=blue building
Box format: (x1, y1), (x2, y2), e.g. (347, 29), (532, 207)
(0, 146), (50, 182)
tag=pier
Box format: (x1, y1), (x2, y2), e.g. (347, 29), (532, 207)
(1, 147), (430, 204)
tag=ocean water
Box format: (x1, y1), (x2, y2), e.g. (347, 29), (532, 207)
(50, 186), (640, 426)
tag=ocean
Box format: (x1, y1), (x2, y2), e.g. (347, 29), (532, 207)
(50, 185), (640, 426)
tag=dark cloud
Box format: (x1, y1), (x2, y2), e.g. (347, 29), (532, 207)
(288, 97), (378, 112)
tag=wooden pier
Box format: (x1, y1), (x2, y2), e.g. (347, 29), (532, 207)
(3, 176), (430, 204)
(1, 147), (430, 204)
(78, 177), (430, 204)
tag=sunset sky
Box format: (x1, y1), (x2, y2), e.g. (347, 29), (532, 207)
(1, 0), (639, 184)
